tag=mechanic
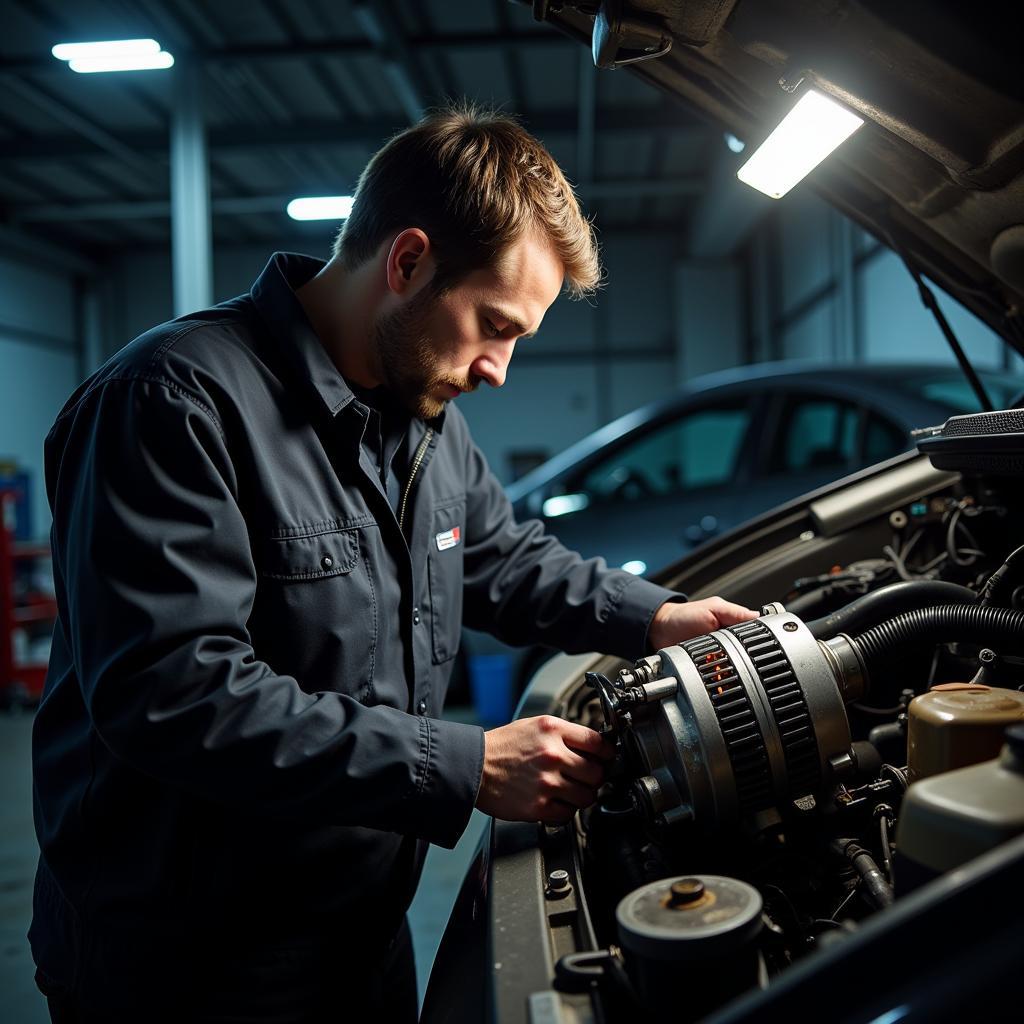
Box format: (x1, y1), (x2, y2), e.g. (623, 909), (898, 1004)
(30, 104), (756, 1023)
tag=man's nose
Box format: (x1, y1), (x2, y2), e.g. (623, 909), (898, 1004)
(472, 339), (516, 388)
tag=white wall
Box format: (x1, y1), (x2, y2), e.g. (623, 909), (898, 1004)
(859, 248), (1004, 368)
(0, 254), (82, 541)
(758, 190), (1014, 376)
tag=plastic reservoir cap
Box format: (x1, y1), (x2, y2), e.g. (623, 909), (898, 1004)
(908, 685), (1024, 780)
(914, 685), (1024, 723)
(616, 875), (762, 961)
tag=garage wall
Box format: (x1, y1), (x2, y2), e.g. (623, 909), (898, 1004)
(100, 229), (686, 486)
(74, 192), (1024, 502)
(0, 252), (82, 541)
(757, 189), (1015, 374)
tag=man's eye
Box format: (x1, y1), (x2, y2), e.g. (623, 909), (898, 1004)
(484, 318), (499, 337)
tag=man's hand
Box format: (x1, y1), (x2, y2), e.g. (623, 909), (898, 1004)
(648, 596), (758, 651)
(475, 716), (616, 824)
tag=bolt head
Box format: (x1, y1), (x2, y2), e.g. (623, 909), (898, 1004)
(668, 878), (705, 906)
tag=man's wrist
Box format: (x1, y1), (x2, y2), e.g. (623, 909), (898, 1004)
(647, 596), (686, 653)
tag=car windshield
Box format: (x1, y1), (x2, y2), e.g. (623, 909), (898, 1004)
(903, 372), (1024, 413)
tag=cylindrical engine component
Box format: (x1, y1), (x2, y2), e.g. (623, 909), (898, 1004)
(906, 683), (1024, 780)
(896, 724), (1024, 893)
(623, 613), (854, 830)
(616, 875), (762, 1019)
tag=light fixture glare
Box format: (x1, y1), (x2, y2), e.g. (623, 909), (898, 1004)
(52, 38), (161, 61)
(67, 51), (174, 73)
(286, 196), (356, 221)
(736, 88), (864, 199)
(541, 493), (590, 519)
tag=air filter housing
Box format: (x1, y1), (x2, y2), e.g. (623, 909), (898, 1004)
(916, 407), (1024, 475)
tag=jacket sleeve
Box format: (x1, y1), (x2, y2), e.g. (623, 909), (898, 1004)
(457, 419), (684, 659)
(47, 377), (481, 849)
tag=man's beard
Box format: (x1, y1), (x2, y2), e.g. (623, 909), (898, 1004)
(372, 288), (477, 420)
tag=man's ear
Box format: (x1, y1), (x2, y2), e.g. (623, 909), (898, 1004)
(385, 228), (434, 296)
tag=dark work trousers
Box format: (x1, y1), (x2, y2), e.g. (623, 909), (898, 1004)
(38, 917), (419, 1024)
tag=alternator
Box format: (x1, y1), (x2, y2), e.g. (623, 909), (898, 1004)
(588, 610), (865, 830)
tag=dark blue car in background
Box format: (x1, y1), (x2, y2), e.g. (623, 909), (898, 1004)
(451, 362), (1024, 708)
(505, 362), (1023, 577)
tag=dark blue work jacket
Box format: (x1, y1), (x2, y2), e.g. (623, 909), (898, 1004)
(30, 253), (679, 1007)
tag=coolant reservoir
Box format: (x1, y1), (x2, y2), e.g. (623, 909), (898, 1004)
(906, 683), (1024, 781)
(895, 724), (1024, 893)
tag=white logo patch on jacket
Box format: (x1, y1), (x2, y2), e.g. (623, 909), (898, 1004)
(435, 526), (461, 551)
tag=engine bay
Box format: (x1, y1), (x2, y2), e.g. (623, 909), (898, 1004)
(549, 411), (1024, 1020)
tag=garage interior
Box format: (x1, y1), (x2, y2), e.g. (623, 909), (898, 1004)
(2, 1), (1021, 1020)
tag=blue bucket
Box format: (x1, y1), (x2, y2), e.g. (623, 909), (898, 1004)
(468, 654), (514, 726)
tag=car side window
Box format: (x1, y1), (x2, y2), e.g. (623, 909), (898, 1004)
(773, 397), (860, 474)
(573, 405), (751, 503)
(863, 413), (909, 464)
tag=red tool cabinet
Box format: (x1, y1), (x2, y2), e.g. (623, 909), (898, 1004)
(0, 487), (56, 706)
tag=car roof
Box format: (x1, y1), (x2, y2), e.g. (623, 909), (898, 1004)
(504, 361), (1018, 501)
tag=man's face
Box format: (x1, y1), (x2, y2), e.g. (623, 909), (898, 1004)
(373, 230), (564, 420)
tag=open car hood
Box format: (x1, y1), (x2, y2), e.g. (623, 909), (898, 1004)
(530, 0), (1024, 359)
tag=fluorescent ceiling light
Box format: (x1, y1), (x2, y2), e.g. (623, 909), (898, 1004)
(286, 196), (355, 221)
(621, 560), (647, 576)
(52, 38), (161, 60)
(68, 51), (174, 73)
(541, 493), (589, 519)
(736, 88), (864, 199)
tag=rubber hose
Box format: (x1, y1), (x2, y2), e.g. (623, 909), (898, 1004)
(852, 604), (1024, 668)
(831, 839), (894, 909)
(806, 580), (976, 640)
(979, 543), (1024, 607)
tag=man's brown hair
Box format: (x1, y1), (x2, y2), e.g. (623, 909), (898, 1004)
(333, 103), (601, 299)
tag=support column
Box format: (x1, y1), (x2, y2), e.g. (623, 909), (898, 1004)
(171, 60), (213, 316)
(832, 212), (856, 361)
(577, 49), (596, 189)
(80, 279), (104, 375)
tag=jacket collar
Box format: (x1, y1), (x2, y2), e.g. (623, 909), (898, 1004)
(250, 251), (445, 432)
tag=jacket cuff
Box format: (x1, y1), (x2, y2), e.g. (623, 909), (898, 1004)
(604, 575), (687, 661)
(406, 716), (486, 849)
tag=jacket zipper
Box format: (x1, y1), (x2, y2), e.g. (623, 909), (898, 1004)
(398, 428), (433, 533)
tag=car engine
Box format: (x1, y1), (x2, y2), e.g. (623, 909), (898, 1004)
(552, 408), (1024, 1021)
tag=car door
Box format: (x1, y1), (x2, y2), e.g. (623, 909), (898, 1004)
(754, 391), (910, 508)
(534, 393), (764, 572)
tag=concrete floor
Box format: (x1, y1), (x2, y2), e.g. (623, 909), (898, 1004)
(0, 707), (487, 1022)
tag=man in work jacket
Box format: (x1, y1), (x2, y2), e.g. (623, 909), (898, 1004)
(31, 104), (756, 1022)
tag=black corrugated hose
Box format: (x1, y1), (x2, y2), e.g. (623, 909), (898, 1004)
(851, 604), (1024, 667)
(805, 580), (977, 641)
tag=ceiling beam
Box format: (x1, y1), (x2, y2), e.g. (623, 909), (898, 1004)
(352, 0), (428, 123)
(3, 108), (705, 164)
(12, 177), (705, 224)
(0, 224), (95, 274)
(4, 77), (156, 178)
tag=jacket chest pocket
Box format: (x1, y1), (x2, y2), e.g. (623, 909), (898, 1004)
(254, 523), (377, 698)
(263, 528), (359, 580)
(427, 499), (465, 664)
